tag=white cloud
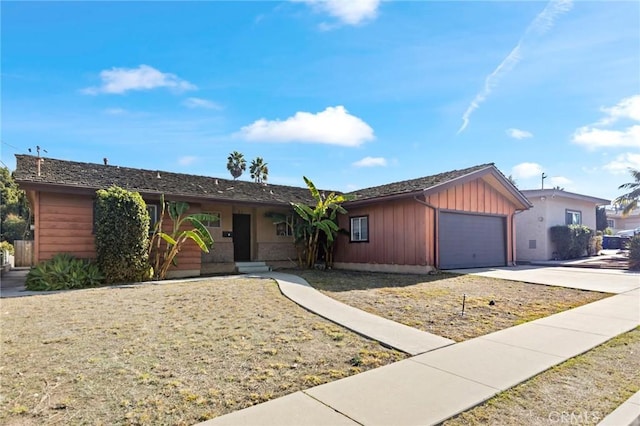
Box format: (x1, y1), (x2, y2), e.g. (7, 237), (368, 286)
(178, 156), (198, 166)
(603, 153), (640, 174)
(548, 176), (572, 187)
(512, 162), (543, 179)
(83, 65), (196, 95)
(572, 125), (640, 149)
(458, 0), (572, 133)
(598, 94), (640, 125)
(296, 0), (380, 25)
(506, 128), (533, 139)
(183, 97), (222, 110)
(353, 156), (387, 167)
(237, 105), (374, 147)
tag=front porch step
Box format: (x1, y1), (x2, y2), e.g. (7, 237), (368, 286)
(235, 262), (271, 273)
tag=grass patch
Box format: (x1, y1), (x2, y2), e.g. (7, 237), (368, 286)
(444, 327), (640, 425)
(292, 269), (610, 342)
(0, 277), (405, 424)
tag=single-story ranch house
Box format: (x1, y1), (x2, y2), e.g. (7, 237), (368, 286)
(14, 154), (531, 276)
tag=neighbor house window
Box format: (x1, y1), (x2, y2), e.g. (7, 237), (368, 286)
(276, 215), (294, 236)
(350, 216), (369, 242)
(146, 205), (159, 230)
(565, 209), (582, 225)
(202, 211), (221, 228)
(607, 219), (615, 228)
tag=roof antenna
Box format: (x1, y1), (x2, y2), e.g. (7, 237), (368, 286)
(32, 145), (48, 177)
(103, 157), (108, 166)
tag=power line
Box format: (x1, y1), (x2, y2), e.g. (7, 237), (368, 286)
(1, 139), (22, 152)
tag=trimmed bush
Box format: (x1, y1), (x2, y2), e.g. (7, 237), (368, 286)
(95, 186), (150, 284)
(26, 253), (103, 290)
(549, 225), (593, 260)
(629, 236), (640, 270)
(1, 213), (27, 243)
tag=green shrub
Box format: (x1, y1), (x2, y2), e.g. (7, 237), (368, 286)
(0, 241), (15, 255)
(95, 186), (150, 284)
(629, 236), (640, 270)
(1, 214), (27, 243)
(549, 225), (593, 260)
(26, 253), (103, 291)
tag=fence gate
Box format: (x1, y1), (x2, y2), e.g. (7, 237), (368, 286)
(14, 240), (34, 267)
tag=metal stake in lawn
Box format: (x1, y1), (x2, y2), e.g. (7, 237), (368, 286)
(461, 293), (466, 316)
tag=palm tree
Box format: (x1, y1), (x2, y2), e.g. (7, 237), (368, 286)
(226, 151), (246, 180)
(615, 168), (640, 215)
(249, 157), (269, 184)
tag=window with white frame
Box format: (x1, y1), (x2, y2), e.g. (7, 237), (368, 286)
(350, 216), (369, 242)
(607, 219), (615, 229)
(565, 209), (582, 225)
(202, 211), (221, 228)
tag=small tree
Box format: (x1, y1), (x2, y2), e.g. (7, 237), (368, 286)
(249, 157), (269, 184)
(149, 198), (217, 280)
(291, 177), (351, 268)
(95, 186), (150, 284)
(595, 206), (608, 231)
(227, 151), (246, 180)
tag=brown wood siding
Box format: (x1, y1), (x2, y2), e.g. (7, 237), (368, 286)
(335, 198), (428, 266)
(37, 192), (96, 261)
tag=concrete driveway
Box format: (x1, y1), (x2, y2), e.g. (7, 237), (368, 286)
(449, 265), (640, 294)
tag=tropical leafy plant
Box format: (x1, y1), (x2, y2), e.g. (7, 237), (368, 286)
(615, 168), (640, 215)
(149, 198), (217, 280)
(226, 151), (246, 180)
(249, 157), (269, 184)
(26, 253), (104, 291)
(291, 177), (352, 268)
(95, 186), (150, 284)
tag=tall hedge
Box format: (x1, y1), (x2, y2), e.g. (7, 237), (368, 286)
(95, 186), (150, 283)
(549, 225), (593, 260)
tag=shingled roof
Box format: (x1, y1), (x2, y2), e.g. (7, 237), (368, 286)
(345, 163), (495, 202)
(14, 155), (316, 206)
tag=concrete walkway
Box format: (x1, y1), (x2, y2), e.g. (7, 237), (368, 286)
(202, 274), (640, 426)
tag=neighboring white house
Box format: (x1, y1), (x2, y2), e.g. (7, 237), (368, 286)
(606, 207), (640, 234)
(516, 189), (610, 262)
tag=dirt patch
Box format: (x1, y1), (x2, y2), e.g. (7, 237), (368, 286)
(291, 269), (610, 342)
(0, 277), (405, 425)
(444, 327), (640, 425)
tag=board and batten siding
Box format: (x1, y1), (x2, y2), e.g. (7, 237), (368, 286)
(335, 198), (429, 270)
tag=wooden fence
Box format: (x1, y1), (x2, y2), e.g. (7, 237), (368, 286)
(14, 240), (34, 267)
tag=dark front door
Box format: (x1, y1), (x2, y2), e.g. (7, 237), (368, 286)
(233, 214), (251, 261)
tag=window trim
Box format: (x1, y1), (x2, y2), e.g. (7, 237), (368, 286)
(565, 209), (582, 225)
(276, 215), (294, 237)
(350, 215), (369, 243)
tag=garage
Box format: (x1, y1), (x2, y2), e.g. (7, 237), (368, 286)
(438, 211), (507, 269)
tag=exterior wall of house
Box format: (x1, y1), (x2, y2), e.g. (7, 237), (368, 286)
(517, 195), (600, 261)
(334, 198), (430, 271)
(201, 203), (234, 265)
(36, 192), (96, 261)
(255, 206), (298, 266)
(31, 190), (202, 278)
(607, 211), (640, 234)
(334, 177), (519, 272)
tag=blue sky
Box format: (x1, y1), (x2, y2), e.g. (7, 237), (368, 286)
(2, 1), (638, 200)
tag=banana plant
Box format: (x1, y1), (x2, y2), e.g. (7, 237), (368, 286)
(291, 177), (352, 268)
(149, 196), (217, 280)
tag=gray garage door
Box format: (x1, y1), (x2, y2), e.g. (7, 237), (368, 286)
(439, 212), (506, 269)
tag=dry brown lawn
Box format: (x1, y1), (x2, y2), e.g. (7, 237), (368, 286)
(292, 269), (610, 342)
(445, 327), (640, 425)
(0, 277), (405, 425)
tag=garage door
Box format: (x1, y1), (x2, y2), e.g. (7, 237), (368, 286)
(439, 212), (506, 269)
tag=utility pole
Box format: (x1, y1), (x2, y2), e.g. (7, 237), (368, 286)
(541, 173), (547, 189)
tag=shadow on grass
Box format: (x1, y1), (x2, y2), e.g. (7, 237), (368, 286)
(281, 268), (456, 292)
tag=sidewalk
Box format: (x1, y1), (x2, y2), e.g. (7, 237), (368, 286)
(201, 275), (640, 426)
